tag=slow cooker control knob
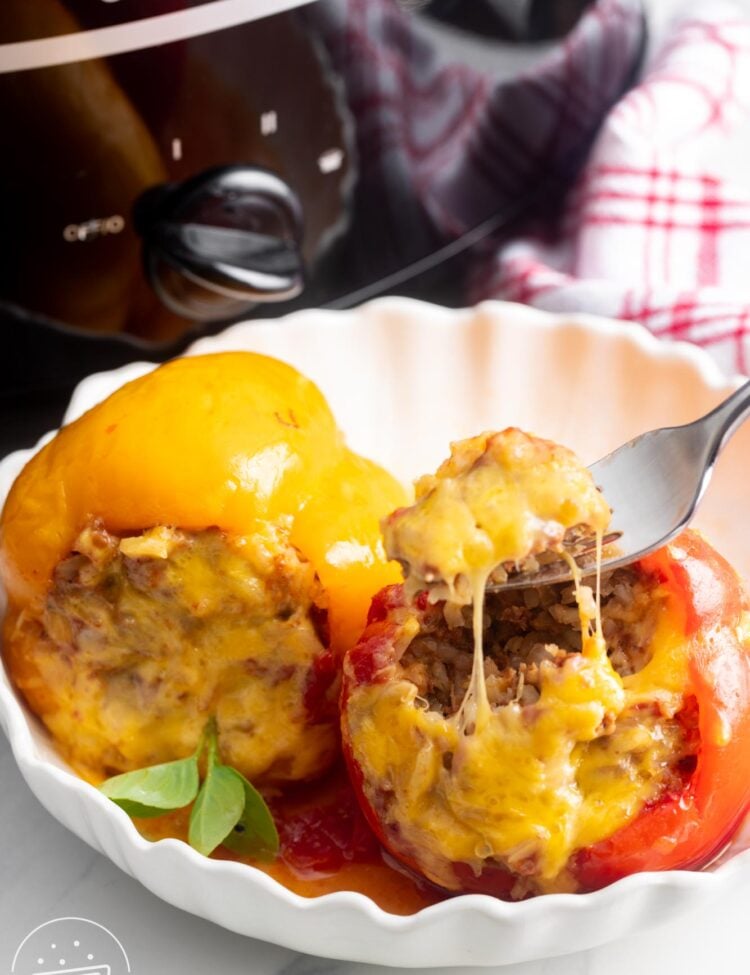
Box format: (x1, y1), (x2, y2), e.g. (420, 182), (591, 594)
(134, 165), (305, 322)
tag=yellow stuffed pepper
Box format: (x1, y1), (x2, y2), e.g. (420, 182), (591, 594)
(0, 352), (405, 785)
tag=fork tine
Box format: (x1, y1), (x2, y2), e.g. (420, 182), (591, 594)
(485, 531), (623, 593)
(566, 530), (622, 553)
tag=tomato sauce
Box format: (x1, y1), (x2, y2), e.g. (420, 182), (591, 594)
(138, 762), (441, 916)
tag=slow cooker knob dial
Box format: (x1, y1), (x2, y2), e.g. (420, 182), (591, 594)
(135, 165), (305, 322)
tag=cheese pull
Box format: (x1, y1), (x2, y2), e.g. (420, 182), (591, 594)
(383, 428), (612, 734)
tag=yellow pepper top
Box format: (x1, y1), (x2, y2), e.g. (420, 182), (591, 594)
(0, 352), (406, 655)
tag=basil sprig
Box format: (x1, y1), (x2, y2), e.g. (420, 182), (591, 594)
(100, 755), (199, 818)
(99, 720), (279, 859)
(223, 771), (280, 859)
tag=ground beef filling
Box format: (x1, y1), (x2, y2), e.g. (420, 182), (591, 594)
(17, 521), (336, 784)
(399, 567), (672, 715)
(395, 565), (699, 806)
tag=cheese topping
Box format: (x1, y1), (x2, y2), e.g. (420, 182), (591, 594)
(348, 429), (693, 894)
(8, 522), (337, 784)
(384, 430), (612, 605)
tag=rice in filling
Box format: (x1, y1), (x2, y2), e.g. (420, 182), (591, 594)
(398, 568), (661, 715)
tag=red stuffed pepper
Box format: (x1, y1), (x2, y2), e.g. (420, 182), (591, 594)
(341, 431), (750, 898)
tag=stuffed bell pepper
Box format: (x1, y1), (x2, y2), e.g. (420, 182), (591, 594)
(342, 430), (750, 898)
(0, 352), (406, 785)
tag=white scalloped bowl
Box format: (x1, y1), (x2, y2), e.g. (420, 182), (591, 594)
(2, 298), (750, 968)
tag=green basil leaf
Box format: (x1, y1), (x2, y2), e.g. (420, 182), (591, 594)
(100, 755), (199, 814)
(108, 798), (180, 819)
(222, 770), (279, 861)
(188, 763), (245, 856)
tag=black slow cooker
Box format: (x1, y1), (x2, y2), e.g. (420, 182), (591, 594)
(0, 0), (646, 451)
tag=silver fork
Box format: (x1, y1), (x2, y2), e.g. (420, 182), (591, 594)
(488, 380), (750, 591)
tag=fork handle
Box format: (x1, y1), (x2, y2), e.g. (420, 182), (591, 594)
(703, 380), (750, 453)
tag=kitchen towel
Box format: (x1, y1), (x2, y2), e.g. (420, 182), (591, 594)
(304, 0), (646, 297)
(475, 1), (750, 375)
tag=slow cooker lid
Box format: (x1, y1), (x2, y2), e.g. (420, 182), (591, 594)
(0, 0), (318, 72)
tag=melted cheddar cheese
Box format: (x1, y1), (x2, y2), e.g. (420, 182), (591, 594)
(9, 522), (338, 783)
(384, 429), (611, 605)
(347, 579), (691, 893)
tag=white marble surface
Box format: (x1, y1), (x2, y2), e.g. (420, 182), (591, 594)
(4, 0), (750, 971)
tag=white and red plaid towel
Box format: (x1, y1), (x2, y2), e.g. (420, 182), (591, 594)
(307, 0), (750, 375)
(304, 0), (646, 290)
(473, 1), (750, 376)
